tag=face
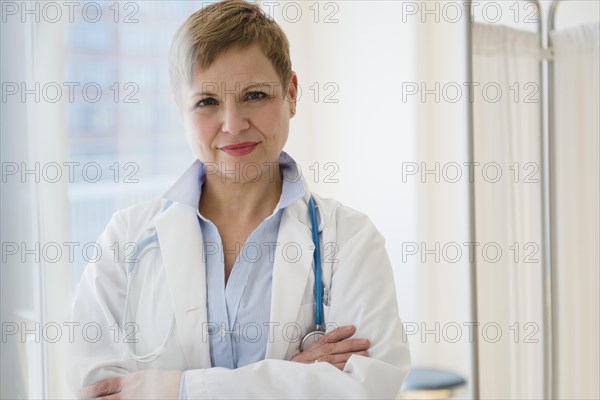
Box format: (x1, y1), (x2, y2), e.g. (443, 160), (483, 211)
(176, 43), (298, 182)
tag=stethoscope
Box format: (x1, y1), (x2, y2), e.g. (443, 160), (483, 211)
(122, 196), (324, 362)
(299, 196), (326, 352)
(123, 233), (174, 363)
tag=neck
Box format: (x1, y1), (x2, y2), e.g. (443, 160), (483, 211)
(199, 166), (283, 224)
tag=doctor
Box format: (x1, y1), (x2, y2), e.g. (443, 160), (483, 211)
(70, 0), (410, 398)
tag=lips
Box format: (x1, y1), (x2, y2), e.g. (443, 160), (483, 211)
(219, 141), (259, 157)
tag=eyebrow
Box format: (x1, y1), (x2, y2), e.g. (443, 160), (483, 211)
(189, 82), (277, 99)
(243, 82), (277, 92)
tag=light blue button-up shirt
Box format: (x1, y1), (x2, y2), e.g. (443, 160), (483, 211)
(179, 152), (306, 397)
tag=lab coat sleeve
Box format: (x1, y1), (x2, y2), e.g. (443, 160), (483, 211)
(66, 210), (137, 395)
(183, 212), (411, 399)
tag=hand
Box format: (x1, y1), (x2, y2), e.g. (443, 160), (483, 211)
(291, 325), (370, 370)
(78, 370), (182, 399)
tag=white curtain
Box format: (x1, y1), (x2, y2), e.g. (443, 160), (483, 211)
(551, 23), (600, 400)
(471, 23), (545, 399)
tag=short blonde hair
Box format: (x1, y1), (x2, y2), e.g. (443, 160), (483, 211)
(169, 0), (292, 98)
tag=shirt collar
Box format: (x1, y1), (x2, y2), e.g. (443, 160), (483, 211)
(164, 151), (306, 213)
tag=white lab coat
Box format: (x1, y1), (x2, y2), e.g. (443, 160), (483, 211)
(68, 161), (411, 399)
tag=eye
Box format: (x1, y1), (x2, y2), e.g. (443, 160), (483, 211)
(195, 97), (218, 108)
(245, 91), (268, 101)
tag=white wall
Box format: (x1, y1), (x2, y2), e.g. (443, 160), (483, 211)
(274, 1), (475, 397)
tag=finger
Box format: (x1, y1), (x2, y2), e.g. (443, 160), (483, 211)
(333, 362), (346, 371)
(319, 350), (369, 366)
(322, 325), (356, 344)
(98, 395), (119, 400)
(319, 338), (370, 355)
(78, 377), (121, 399)
(332, 350), (369, 364)
(330, 351), (370, 371)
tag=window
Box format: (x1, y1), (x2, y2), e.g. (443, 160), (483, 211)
(65, 2), (201, 287)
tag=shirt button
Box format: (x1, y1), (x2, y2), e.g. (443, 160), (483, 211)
(220, 329), (226, 337)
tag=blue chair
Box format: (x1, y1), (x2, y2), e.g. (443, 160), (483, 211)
(399, 368), (467, 399)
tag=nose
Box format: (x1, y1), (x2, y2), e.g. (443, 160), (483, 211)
(221, 101), (250, 135)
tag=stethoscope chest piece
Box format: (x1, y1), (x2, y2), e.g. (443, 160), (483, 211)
(300, 325), (326, 352)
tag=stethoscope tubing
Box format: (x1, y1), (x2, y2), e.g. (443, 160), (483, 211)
(308, 196), (324, 327)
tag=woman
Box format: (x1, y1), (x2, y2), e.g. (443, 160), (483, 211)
(70, 1), (410, 398)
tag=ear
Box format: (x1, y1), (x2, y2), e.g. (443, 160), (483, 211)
(286, 71), (299, 117)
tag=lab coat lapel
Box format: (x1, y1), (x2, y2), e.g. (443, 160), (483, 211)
(154, 203), (211, 369)
(265, 202), (314, 360)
